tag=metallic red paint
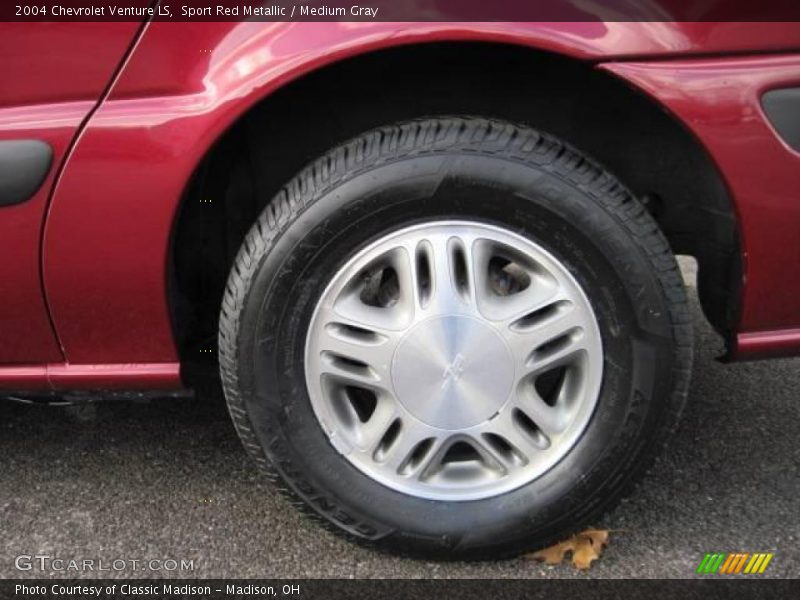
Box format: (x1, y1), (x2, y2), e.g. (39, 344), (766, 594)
(0, 22), (143, 367)
(0, 23), (145, 107)
(0, 103), (85, 364)
(0, 365), (49, 389)
(602, 55), (800, 357)
(2, 21), (800, 389)
(46, 362), (181, 390)
(736, 329), (800, 360)
(0, 362), (181, 390)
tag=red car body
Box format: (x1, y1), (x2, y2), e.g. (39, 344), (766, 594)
(1, 19), (799, 391)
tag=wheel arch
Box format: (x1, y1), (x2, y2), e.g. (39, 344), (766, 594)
(167, 40), (740, 377)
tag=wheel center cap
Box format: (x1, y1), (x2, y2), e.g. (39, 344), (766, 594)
(391, 315), (514, 430)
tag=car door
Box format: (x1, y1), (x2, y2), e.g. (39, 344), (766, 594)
(0, 22), (145, 366)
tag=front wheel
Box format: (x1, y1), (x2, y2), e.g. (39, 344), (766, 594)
(219, 117), (692, 559)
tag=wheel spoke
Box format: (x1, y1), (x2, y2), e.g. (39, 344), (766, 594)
(316, 315), (398, 386)
(472, 239), (561, 323)
(525, 328), (586, 377)
(356, 397), (400, 453)
(380, 419), (444, 477)
(510, 385), (568, 435)
(475, 411), (548, 469)
(506, 301), (588, 376)
(426, 232), (475, 313)
(331, 246), (416, 332)
(318, 353), (385, 389)
(406, 238), (434, 311)
(462, 433), (515, 475)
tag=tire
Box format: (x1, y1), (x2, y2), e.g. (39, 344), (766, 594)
(219, 117), (692, 559)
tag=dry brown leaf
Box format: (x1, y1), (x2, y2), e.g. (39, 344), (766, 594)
(529, 538), (577, 566)
(525, 529), (610, 571)
(579, 528), (609, 548)
(571, 536), (601, 570)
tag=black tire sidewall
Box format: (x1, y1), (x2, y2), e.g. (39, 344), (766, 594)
(235, 152), (677, 556)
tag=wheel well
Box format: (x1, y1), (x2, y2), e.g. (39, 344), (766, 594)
(171, 41), (740, 374)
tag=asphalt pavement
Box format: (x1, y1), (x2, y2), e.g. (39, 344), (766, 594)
(1, 259), (797, 579)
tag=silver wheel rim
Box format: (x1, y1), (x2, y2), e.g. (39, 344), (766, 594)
(304, 221), (603, 501)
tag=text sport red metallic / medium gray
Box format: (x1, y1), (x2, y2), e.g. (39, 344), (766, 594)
(1, 15), (800, 558)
